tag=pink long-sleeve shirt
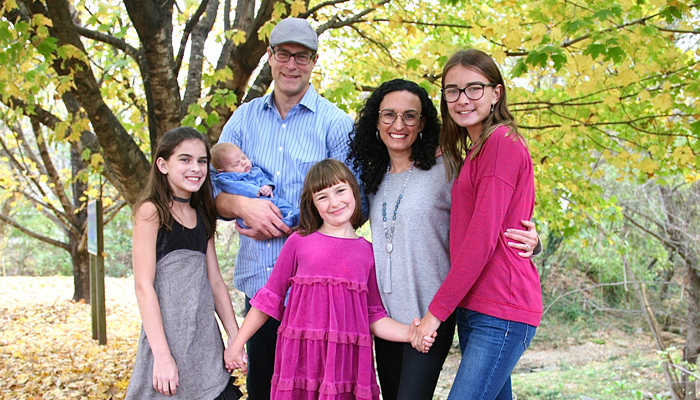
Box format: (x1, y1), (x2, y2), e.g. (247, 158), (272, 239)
(428, 125), (542, 327)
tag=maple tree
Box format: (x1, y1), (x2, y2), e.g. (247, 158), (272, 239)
(0, 0), (696, 397)
(0, 107), (125, 301)
(0, 0), (697, 372)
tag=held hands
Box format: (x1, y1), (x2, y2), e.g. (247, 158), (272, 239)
(504, 220), (539, 257)
(235, 197), (292, 240)
(411, 312), (441, 353)
(224, 341), (249, 374)
(257, 185), (274, 198)
(152, 353), (179, 396)
(408, 317), (437, 353)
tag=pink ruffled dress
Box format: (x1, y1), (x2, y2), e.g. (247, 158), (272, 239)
(250, 231), (388, 400)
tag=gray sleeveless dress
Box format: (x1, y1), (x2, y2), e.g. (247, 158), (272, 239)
(125, 212), (231, 399)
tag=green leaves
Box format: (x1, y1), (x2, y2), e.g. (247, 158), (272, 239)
(583, 39), (626, 63)
(406, 58), (421, 70)
(660, 4), (683, 23)
(592, 6), (623, 21)
(511, 46), (567, 76)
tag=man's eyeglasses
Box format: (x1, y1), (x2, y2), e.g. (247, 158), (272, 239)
(442, 83), (498, 103)
(269, 47), (316, 66)
(379, 109), (422, 126)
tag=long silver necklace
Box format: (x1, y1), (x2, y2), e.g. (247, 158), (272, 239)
(381, 161), (414, 293)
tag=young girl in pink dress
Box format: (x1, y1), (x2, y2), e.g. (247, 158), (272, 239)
(225, 159), (433, 400)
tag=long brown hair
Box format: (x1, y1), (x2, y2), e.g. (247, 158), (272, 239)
(440, 49), (525, 181)
(297, 159), (365, 235)
(135, 127), (217, 239)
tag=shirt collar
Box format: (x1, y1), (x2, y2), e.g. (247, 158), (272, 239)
(263, 84), (319, 114)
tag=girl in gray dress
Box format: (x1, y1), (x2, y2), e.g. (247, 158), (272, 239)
(127, 127), (242, 399)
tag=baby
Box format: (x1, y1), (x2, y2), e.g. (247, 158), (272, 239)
(211, 142), (300, 229)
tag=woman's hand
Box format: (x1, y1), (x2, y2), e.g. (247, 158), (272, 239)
(504, 220), (539, 257)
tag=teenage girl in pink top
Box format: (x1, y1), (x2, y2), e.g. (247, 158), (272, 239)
(413, 49), (541, 400)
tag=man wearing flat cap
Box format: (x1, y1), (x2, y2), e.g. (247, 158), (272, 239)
(215, 17), (355, 399)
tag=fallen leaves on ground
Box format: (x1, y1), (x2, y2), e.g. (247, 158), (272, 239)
(0, 276), (246, 399)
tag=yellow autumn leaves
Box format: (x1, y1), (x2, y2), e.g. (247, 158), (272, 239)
(0, 276), (245, 399)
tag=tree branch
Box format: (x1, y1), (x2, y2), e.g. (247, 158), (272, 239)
(174, 0), (211, 73)
(74, 25), (140, 60)
(0, 130), (50, 202)
(30, 119), (76, 221)
(0, 212), (70, 251)
(316, 0), (392, 35)
(623, 210), (683, 255)
(103, 200), (128, 225)
(657, 27), (700, 34)
(181, 0), (218, 116)
(542, 279), (678, 316)
(348, 24), (391, 58)
(359, 18), (472, 29)
(301, 0), (350, 17)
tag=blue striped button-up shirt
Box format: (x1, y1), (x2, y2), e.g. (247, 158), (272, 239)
(217, 85), (354, 299)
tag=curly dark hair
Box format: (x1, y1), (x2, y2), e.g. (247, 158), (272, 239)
(348, 79), (441, 195)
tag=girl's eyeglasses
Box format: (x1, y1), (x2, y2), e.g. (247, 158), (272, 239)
(442, 83), (497, 103)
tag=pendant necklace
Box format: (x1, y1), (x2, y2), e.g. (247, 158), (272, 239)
(381, 161), (414, 293)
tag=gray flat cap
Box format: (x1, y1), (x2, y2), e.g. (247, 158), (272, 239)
(269, 18), (318, 52)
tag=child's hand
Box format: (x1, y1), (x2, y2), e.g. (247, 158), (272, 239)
(258, 185), (273, 198)
(153, 354), (179, 396)
(224, 343), (249, 373)
(422, 329), (437, 352)
(409, 317), (437, 353)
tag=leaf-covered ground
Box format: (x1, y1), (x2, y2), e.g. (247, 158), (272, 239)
(0, 276), (671, 400)
(0, 276), (245, 399)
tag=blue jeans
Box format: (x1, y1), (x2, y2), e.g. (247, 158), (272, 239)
(447, 309), (536, 400)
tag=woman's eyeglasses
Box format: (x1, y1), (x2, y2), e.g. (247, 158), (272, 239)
(379, 109), (422, 126)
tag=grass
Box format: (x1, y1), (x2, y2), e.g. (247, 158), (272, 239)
(513, 356), (669, 400)
(508, 308), (672, 400)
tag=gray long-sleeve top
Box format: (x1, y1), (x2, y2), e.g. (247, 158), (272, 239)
(368, 157), (453, 325)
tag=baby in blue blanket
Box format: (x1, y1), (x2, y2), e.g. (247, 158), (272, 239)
(211, 142), (299, 229)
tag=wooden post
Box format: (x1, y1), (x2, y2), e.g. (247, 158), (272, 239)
(88, 199), (107, 345)
(90, 252), (97, 340)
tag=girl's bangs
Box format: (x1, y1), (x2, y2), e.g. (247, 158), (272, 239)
(308, 163), (352, 194)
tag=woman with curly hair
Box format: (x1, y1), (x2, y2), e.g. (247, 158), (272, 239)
(348, 79), (538, 400)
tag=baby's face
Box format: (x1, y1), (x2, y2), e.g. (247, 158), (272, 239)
(221, 147), (252, 173)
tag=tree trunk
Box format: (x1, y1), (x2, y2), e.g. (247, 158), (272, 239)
(45, 0), (151, 206)
(207, 0), (286, 140)
(660, 184), (700, 399)
(71, 236), (90, 303)
(683, 261), (700, 400)
(71, 146), (89, 302)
